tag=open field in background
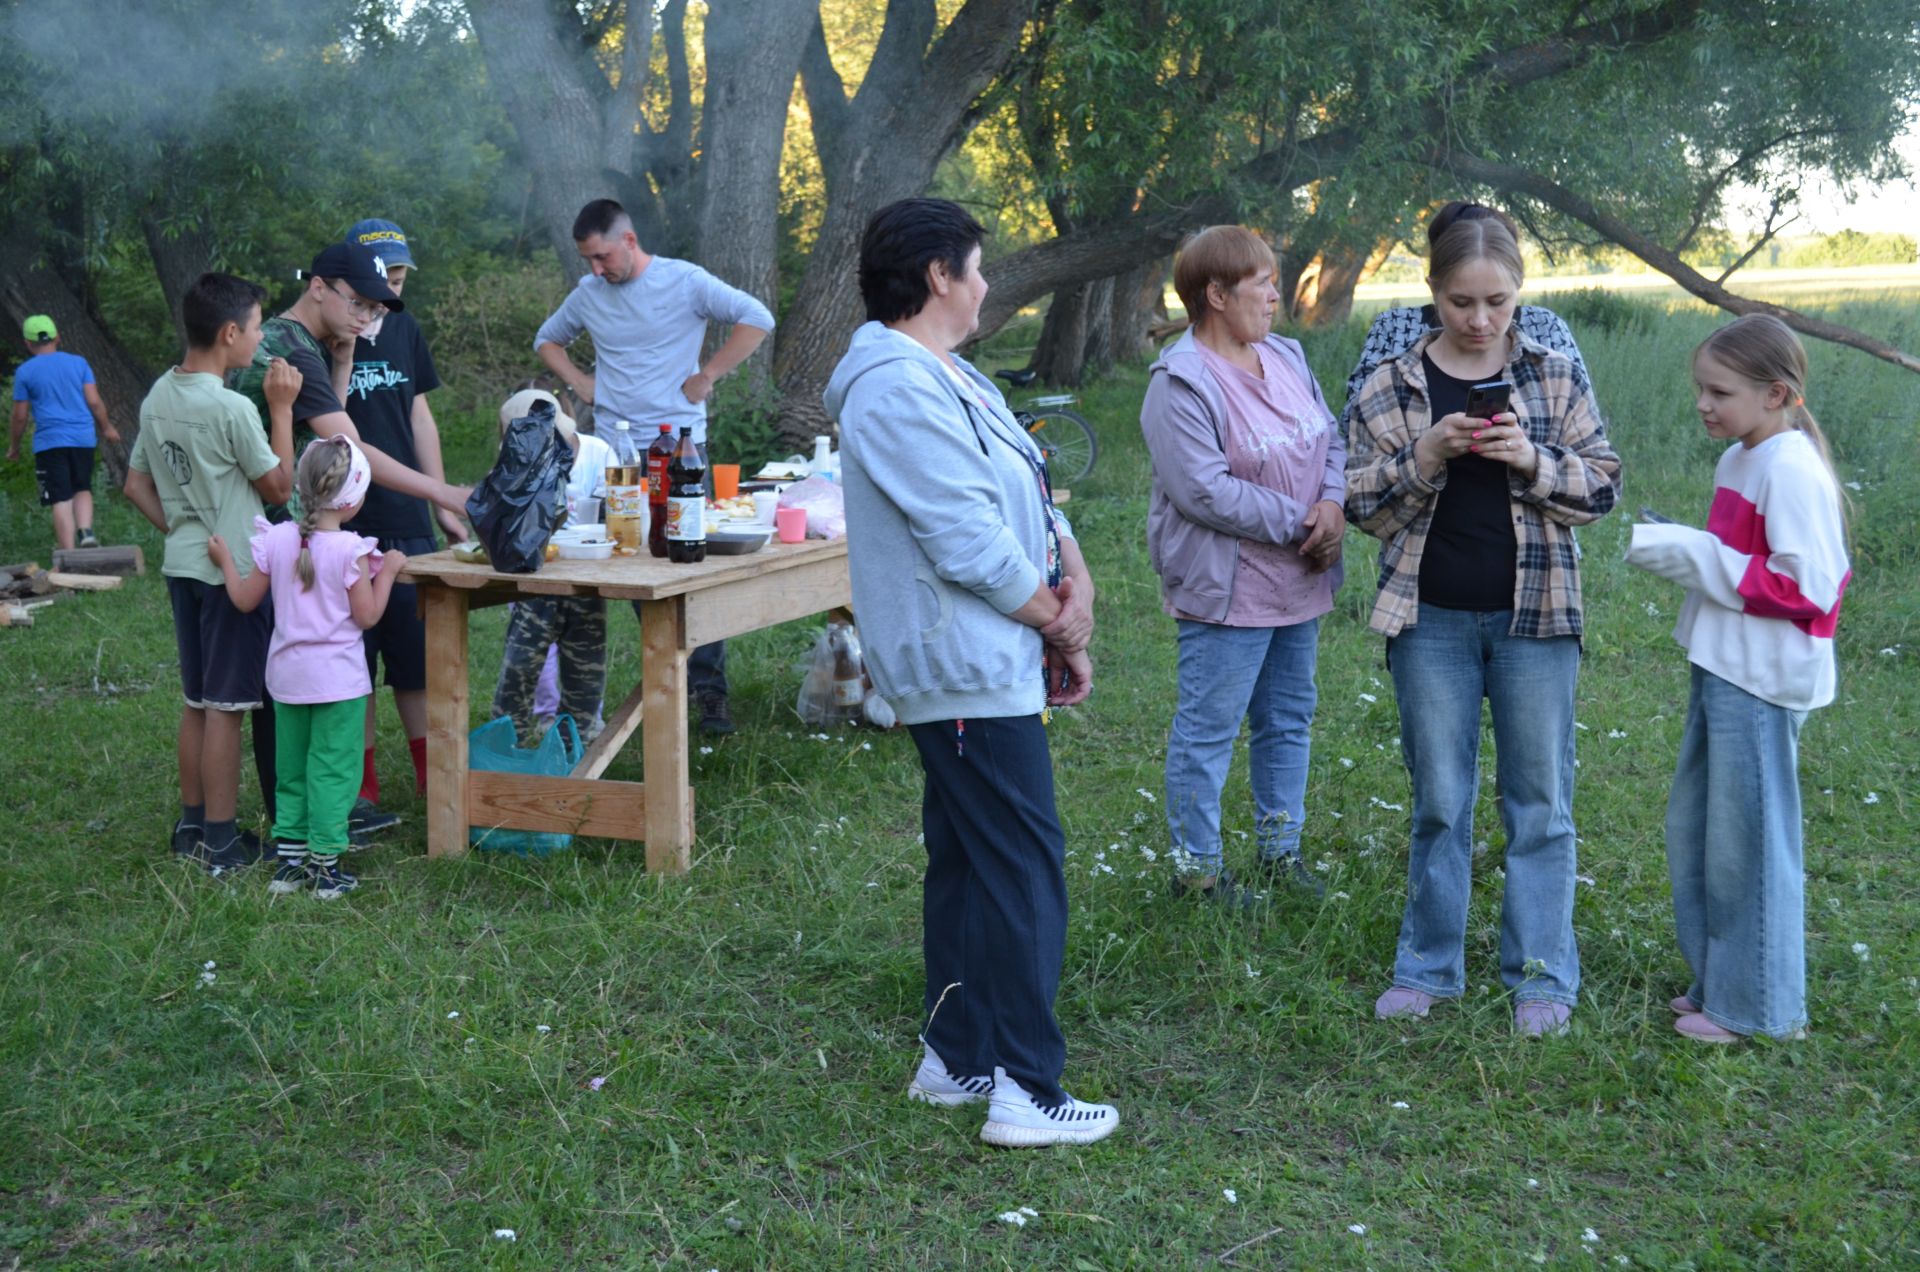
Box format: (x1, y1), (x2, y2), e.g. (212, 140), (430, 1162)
(1355, 263), (1920, 308)
(1, 290), (1914, 1268)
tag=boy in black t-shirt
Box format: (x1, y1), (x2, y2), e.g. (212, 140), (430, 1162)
(340, 219), (466, 822)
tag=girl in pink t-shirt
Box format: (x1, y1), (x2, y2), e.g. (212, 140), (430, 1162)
(209, 436), (406, 899)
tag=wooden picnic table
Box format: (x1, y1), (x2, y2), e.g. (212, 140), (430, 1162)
(402, 536), (850, 873)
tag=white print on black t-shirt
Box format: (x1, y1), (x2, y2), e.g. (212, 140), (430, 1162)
(349, 362), (409, 400)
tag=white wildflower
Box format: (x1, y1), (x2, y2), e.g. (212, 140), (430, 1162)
(997, 1211), (1028, 1227)
(1576, 874), (1596, 887)
(1526, 1178), (1540, 1189)
(203, 960), (217, 970)
(535, 1024), (552, 1035)
(1607, 729), (1628, 739)
(1358, 692), (1378, 703)
(1582, 1228), (1601, 1245)
(1368, 796), (1405, 812)
(493, 1229), (517, 1241)
(1390, 1101), (1410, 1109)
(1223, 1188), (1238, 1204)
(1135, 788), (1157, 802)
(1245, 963), (1260, 979)
(1863, 792), (1880, 805)
(1333, 891), (1351, 900)
(447, 1011), (460, 1019)
(1339, 757), (1355, 768)
(1852, 942), (1870, 962)
(1574, 721), (1590, 731)
(1139, 846), (1158, 862)
(698, 745), (713, 755)
(1879, 647), (1899, 656)
(1348, 1223), (1367, 1236)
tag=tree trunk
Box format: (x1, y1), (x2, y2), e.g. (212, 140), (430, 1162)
(1107, 256), (1167, 365)
(1028, 284), (1093, 385)
(139, 213), (215, 351)
(467, 0), (645, 279)
(1293, 244), (1369, 328)
(694, 0), (814, 391)
(0, 226), (153, 483)
(777, 0), (1035, 449)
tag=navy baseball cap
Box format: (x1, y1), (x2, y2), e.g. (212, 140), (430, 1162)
(348, 218), (416, 270)
(307, 240), (404, 311)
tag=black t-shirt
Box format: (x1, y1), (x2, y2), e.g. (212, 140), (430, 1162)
(228, 314), (346, 522)
(342, 311), (441, 539)
(1417, 353), (1517, 612)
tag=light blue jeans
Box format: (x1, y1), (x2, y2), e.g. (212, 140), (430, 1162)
(1165, 617), (1320, 871)
(1665, 665), (1809, 1037)
(1386, 605), (1582, 1005)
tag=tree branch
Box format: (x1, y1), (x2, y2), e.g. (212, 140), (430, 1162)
(1472, 0), (1705, 86)
(799, 13), (852, 178)
(1444, 150), (1920, 375)
(1713, 194), (1798, 286)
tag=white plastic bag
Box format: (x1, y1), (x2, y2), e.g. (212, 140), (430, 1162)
(777, 475), (846, 540)
(794, 618), (895, 727)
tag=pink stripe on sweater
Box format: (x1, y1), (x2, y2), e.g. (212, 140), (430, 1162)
(1709, 488), (1846, 637)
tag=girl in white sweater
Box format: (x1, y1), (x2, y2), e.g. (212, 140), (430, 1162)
(1627, 315), (1851, 1042)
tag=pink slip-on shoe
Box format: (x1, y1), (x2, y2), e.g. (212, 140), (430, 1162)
(1374, 987), (1436, 1020)
(1669, 995), (1701, 1015)
(1514, 1001), (1573, 1037)
(1674, 1013), (1742, 1043)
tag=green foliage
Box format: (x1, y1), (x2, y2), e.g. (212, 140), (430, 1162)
(1549, 287), (1660, 337)
(1778, 231), (1920, 269)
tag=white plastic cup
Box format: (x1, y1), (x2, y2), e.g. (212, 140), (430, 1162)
(751, 490), (780, 525)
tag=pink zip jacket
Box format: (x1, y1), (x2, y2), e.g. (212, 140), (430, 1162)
(1141, 329), (1345, 624)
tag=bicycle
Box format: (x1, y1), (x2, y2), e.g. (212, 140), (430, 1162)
(994, 368), (1099, 486)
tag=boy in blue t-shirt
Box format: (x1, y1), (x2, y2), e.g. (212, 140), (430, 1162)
(7, 315), (122, 550)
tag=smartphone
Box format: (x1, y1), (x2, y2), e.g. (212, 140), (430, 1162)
(1464, 379), (1514, 421)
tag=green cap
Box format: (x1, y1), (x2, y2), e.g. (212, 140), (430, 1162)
(22, 315), (57, 343)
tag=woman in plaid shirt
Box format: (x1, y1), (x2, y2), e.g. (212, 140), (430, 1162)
(1346, 214), (1621, 1036)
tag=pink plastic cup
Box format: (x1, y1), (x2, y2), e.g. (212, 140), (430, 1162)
(775, 505), (808, 543)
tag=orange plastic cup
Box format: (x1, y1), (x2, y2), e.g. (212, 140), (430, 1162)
(712, 463), (740, 501)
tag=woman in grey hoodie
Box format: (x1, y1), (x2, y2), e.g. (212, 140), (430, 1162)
(824, 198), (1117, 1148)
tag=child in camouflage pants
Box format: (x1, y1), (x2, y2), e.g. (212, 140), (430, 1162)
(493, 597), (607, 746)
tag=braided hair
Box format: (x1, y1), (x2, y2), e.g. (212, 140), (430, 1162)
(293, 436), (355, 591)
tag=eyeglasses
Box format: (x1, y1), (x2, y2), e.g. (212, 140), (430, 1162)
(326, 281), (385, 320)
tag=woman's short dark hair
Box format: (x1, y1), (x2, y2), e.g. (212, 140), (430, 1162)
(182, 272), (267, 350)
(858, 198), (988, 324)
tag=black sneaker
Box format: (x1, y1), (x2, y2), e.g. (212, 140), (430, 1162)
(1171, 868), (1266, 912)
(1254, 853), (1328, 899)
(201, 832), (266, 877)
(268, 853), (311, 895)
(311, 858), (359, 900)
(348, 799), (401, 837)
(77, 530), (100, 548)
(171, 820), (204, 859)
(696, 691), (736, 736)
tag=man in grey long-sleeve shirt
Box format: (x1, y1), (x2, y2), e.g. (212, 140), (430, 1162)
(535, 198), (774, 734)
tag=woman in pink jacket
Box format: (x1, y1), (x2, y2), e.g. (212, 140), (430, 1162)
(1140, 226), (1346, 911)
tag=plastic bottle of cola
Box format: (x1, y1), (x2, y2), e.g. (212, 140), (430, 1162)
(666, 424), (707, 564)
(646, 423), (675, 558)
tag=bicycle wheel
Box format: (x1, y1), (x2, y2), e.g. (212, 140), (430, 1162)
(1025, 409), (1097, 486)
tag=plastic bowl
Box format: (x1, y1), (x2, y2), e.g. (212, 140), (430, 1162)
(704, 526), (772, 555)
(555, 539), (614, 560)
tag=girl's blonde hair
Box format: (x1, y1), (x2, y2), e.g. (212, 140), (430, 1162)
(1427, 215), (1525, 292)
(294, 436), (355, 590)
(1694, 315), (1850, 523)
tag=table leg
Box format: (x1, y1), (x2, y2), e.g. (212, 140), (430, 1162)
(423, 585), (471, 858)
(639, 597), (692, 873)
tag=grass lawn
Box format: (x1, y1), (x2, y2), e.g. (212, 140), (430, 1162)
(2, 293), (1915, 1268)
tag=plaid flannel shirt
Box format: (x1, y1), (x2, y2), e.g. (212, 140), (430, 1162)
(1345, 329), (1621, 639)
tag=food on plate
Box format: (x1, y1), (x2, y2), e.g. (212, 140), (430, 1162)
(709, 494), (760, 521)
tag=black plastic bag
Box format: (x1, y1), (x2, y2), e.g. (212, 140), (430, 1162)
(465, 401), (573, 573)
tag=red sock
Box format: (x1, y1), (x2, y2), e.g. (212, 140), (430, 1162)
(359, 746), (379, 803)
(409, 736), (428, 795)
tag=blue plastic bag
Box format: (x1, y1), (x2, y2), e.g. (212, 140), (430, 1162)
(468, 714), (583, 856)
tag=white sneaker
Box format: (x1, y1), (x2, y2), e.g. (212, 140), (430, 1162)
(906, 1043), (994, 1106)
(980, 1070), (1119, 1148)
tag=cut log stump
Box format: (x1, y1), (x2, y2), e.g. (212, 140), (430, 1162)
(45, 572), (123, 593)
(51, 546), (144, 576)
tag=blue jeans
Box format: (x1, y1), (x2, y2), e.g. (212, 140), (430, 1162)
(1386, 605), (1582, 1004)
(1164, 617), (1320, 871)
(1665, 665), (1808, 1037)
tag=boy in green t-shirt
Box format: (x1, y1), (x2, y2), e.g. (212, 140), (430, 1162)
(125, 273), (299, 873)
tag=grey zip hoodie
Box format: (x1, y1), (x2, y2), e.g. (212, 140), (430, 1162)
(824, 321), (1070, 724)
